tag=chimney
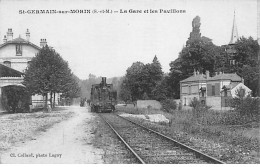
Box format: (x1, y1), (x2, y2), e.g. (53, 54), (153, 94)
(196, 70), (199, 75)
(3, 35), (7, 43)
(241, 77), (244, 84)
(193, 69), (196, 76)
(101, 77), (107, 87)
(7, 28), (13, 41)
(219, 71), (222, 75)
(26, 29), (30, 41)
(40, 39), (47, 47)
(215, 72), (218, 76)
(206, 70), (210, 79)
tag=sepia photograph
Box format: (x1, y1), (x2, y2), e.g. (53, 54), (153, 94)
(0, 0), (259, 164)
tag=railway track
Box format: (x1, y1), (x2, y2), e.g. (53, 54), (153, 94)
(99, 113), (225, 164)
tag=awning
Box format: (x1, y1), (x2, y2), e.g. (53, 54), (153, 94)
(1, 83), (25, 88)
(0, 64), (24, 77)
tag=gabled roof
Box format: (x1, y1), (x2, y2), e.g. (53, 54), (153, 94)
(181, 73), (242, 83)
(0, 37), (41, 50)
(208, 73), (241, 82)
(180, 74), (207, 83)
(12, 37), (26, 42)
(222, 82), (240, 90)
(0, 64), (24, 77)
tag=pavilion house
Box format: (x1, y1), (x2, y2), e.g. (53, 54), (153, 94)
(180, 71), (251, 110)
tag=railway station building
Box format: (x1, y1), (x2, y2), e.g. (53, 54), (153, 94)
(0, 28), (58, 112)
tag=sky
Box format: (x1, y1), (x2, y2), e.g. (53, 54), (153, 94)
(0, 0), (257, 80)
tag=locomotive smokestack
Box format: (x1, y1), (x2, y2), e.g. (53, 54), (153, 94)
(102, 77), (107, 86)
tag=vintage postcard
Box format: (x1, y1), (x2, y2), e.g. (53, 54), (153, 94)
(0, 0), (259, 165)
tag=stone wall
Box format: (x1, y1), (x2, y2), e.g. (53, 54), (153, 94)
(206, 96), (221, 110)
(136, 100), (162, 109)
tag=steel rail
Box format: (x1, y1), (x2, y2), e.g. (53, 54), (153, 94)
(117, 114), (225, 164)
(99, 114), (146, 164)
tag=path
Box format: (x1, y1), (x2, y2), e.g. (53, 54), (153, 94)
(0, 106), (104, 164)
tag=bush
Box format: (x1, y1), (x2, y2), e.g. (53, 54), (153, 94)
(230, 87), (260, 123)
(189, 97), (211, 119)
(160, 99), (177, 112)
(1, 86), (30, 113)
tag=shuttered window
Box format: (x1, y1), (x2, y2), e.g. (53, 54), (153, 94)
(207, 84), (212, 96)
(212, 85), (215, 96)
(215, 83), (220, 96)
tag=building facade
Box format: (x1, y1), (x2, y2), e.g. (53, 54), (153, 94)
(180, 71), (251, 110)
(180, 70), (207, 107)
(0, 28), (49, 110)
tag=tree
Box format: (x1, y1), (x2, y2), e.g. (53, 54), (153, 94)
(168, 38), (219, 99)
(118, 78), (131, 103)
(234, 37), (259, 96)
(119, 85), (131, 103)
(148, 56), (164, 98)
(215, 37), (259, 96)
(151, 80), (167, 101)
(23, 45), (80, 109)
(120, 56), (164, 101)
(61, 73), (81, 99)
(125, 61), (145, 101)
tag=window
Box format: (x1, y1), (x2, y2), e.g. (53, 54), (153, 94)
(3, 61), (11, 68)
(229, 59), (235, 65)
(212, 85), (215, 96)
(16, 44), (22, 56)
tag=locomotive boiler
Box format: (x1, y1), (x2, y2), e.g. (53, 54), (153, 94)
(90, 77), (117, 112)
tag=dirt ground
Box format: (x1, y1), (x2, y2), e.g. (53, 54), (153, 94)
(0, 106), (104, 164)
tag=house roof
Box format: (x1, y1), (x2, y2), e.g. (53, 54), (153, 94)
(12, 37), (26, 42)
(181, 73), (242, 83)
(208, 73), (241, 82)
(0, 64), (24, 77)
(0, 37), (41, 50)
(180, 74), (207, 83)
(222, 82), (240, 90)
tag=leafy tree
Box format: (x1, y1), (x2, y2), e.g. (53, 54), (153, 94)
(167, 16), (221, 98)
(120, 56), (164, 101)
(147, 56), (164, 98)
(234, 37), (259, 96)
(151, 76), (169, 101)
(61, 73), (81, 99)
(118, 78), (132, 103)
(23, 45), (80, 109)
(168, 38), (219, 99)
(125, 61), (145, 101)
(215, 37), (259, 96)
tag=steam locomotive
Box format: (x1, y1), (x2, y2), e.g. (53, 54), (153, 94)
(90, 77), (117, 112)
